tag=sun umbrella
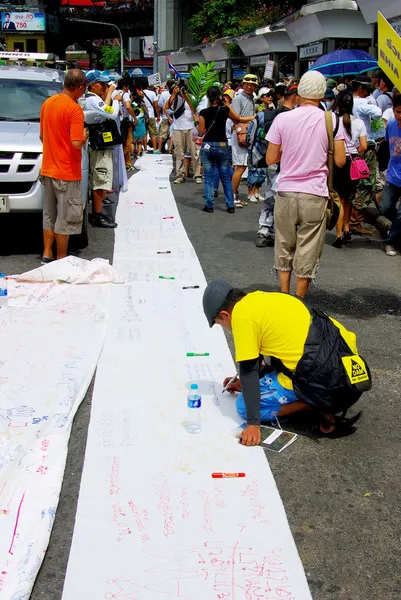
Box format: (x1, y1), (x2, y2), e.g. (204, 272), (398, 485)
(308, 49), (378, 77)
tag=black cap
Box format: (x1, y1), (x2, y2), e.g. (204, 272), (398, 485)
(354, 75), (374, 90)
(202, 279), (233, 328)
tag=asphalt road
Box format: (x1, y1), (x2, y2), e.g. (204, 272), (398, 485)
(2, 172), (401, 600)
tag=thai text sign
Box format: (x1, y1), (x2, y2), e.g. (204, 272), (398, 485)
(378, 11), (401, 91)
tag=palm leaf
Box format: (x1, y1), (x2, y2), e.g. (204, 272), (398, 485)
(187, 62), (216, 112)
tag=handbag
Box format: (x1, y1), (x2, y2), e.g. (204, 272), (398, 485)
(236, 122), (251, 147)
(350, 156), (370, 180)
(324, 111), (341, 231)
(345, 140), (370, 180)
(88, 119), (123, 151)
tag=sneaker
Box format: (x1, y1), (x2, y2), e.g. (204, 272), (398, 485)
(92, 213), (118, 228)
(195, 176), (203, 184)
(385, 244), (397, 256)
(41, 256), (55, 265)
(154, 150), (161, 154)
(256, 193), (265, 202)
(102, 197), (116, 206)
(247, 195), (258, 203)
(234, 199), (244, 208)
(255, 235), (273, 248)
(174, 176), (185, 184)
(202, 206), (214, 213)
(226, 206), (235, 214)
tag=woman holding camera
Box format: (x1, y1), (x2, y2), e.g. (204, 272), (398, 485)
(198, 86), (255, 213)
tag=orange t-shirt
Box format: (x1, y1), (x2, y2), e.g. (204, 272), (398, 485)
(40, 94), (85, 181)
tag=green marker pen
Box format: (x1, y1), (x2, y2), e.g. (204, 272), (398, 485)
(186, 352), (210, 357)
(159, 186), (168, 189)
(159, 276), (175, 280)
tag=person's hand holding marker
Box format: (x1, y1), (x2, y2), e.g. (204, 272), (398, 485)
(240, 425), (261, 447)
(222, 375), (241, 394)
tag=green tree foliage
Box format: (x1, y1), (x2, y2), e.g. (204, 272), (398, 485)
(188, 0), (302, 43)
(187, 62), (217, 111)
(100, 45), (121, 70)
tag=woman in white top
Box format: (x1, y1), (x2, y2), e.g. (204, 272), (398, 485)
(333, 92), (367, 248)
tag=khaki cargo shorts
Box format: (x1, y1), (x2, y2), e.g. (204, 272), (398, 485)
(148, 117), (157, 138)
(274, 191), (327, 279)
(159, 119), (170, 140)
(89, 148), (113, 191)
(41, 176), (83, 236)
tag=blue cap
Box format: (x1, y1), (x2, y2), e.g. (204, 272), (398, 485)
(86, 70), (109, 86)
(190, 384), (198, 390)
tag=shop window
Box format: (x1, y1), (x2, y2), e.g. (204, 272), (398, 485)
(26, 39), (38, 53)
(13, 42), (25, 52)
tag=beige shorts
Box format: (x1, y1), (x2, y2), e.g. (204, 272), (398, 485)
(148, 117), (157, 138)
(274, 191), (327, 279)
(90, 149), (113, 191)
(159, 119), (170, 140)
(41, 176), (83, 235)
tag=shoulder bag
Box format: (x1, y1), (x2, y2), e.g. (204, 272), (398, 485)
(88, 119), (122, 151)
(344, 129), (370, 180)
(236, 95), (255, 147)
(324, 111), (341, 231)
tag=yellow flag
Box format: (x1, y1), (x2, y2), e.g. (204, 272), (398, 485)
(378, 12), (401, 91)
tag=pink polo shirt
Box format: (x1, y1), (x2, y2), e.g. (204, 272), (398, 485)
(267, 105), (345, 197)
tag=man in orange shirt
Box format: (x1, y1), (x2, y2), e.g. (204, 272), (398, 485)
(40, 69), (88, 263)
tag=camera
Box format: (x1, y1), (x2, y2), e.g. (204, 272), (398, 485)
(171, 79), (187, 94)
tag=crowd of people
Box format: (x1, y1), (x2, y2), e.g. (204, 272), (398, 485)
(38, 66), (401, 276)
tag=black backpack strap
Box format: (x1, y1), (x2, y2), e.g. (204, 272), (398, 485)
(333, 113), (340, 138)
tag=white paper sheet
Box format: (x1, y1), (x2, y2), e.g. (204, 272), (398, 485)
(0, 258), (120, 599)
(62, 156), (312, 600)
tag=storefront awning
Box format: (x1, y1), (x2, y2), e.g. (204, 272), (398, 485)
(201, 41), (229, 62)
(166, 51), (189, 66)
(356, 0), (401, 24)
(237, 28), (296, 56)
(285, 4), (372, 46)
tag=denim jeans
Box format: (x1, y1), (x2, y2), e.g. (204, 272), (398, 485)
(380, 180), (401, 247)
(257, 169), (277, 240)
(200, 142), (234, 208)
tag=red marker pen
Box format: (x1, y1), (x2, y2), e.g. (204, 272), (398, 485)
(212, 472), (246, 479)
(162, 216), (174, 220)
(135, 202), (144, 205)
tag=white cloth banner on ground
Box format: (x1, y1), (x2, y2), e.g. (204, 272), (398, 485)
(62, 157), (313, 599)
(0, 257), (119, 599)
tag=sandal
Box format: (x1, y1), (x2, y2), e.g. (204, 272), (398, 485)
(318, 411), (362, 438)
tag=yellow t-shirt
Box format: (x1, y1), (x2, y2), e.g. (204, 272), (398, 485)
(231, 292), (357, 390)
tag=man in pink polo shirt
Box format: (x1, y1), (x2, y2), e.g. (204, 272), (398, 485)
(266, 71), (346, 297)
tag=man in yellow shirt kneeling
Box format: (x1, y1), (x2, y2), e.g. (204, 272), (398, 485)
(203, 280), (371, 447)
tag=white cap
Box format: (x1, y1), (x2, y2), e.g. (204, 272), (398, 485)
(258, 87), (273, 99)
(298, 71), (326, 100)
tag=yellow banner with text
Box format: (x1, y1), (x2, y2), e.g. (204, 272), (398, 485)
(378, 11), (401, 91)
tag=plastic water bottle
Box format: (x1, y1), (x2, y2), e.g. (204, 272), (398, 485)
(187, 384), (201, 434)
(0, 274), (8, 318)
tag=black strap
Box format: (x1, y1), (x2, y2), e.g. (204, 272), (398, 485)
(333, 113), (340, 137)
(142, 90), (155, 107)
(384, 92), (392, 100)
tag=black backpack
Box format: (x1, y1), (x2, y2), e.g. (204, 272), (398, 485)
(271, 304), (372, 415)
